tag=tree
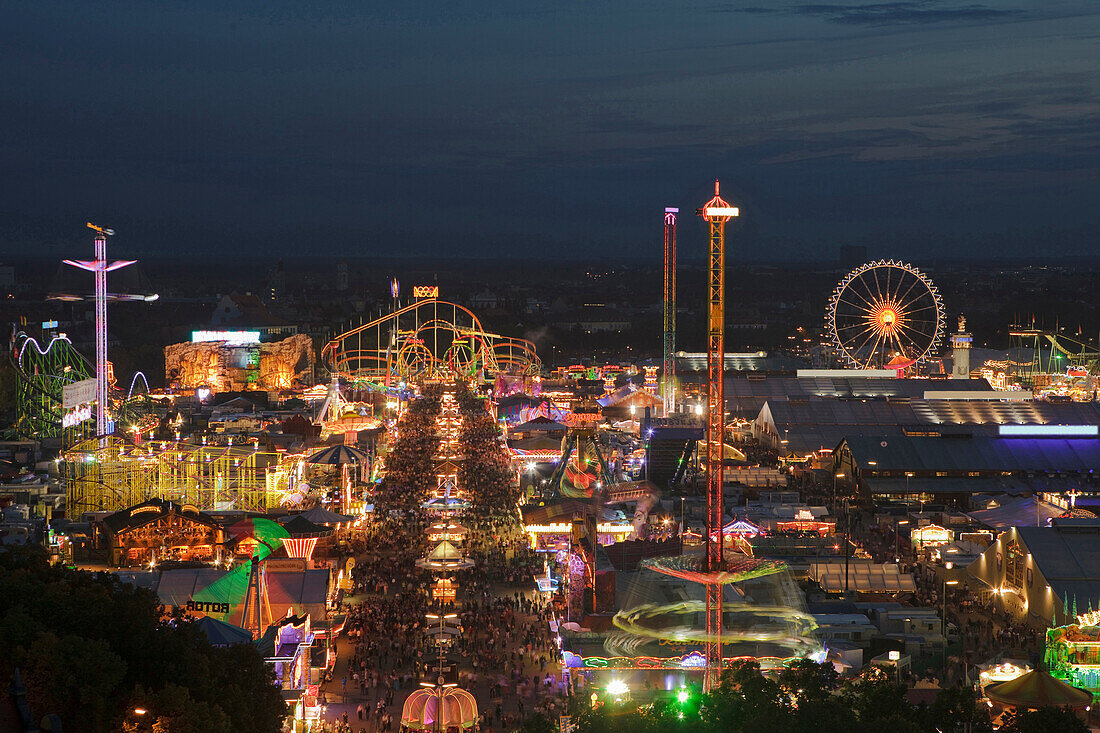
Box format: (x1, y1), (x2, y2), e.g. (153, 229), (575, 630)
(0, 547), (286, 732)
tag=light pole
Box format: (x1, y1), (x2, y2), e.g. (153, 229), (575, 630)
(942, 565), (958, 676)
(844, 497), (851, 595)
(424, 612), (459, 733)
(680, 496), (685, 534)
(896, 519), (909, 562)
(833, 472), (845, 513)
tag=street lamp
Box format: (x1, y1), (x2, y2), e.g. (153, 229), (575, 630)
(680, 496), (685, 534)
(833, 472), (845, 512)
(942, 568), (958, 674)
(425, 613), (459, 733)
(896, 519), (909, 562)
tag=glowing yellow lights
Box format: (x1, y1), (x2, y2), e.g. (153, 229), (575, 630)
(869, 301), (906, 337)
(606, 680), (629, 696)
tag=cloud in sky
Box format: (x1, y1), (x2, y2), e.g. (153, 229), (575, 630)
(0, 0), (1098, 260)
(726, 2), (1022, 26)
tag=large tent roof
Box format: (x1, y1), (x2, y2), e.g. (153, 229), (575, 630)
(809, 563), (916, 592)
(842, 435), (1100, 474)
(985, 668), (1092, 708)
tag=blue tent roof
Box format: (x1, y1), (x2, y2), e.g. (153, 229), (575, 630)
(196, 615), (253, 647)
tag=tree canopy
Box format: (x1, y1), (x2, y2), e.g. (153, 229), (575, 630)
(0, 548), (286, 733)
(563, 659), (1077, 733)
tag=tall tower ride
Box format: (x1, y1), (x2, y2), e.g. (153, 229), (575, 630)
(63, 224), (135, 445)
(697, 181), (739, 690)
(662, 207), (679, 413)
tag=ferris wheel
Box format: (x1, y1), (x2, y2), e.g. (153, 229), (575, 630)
(826, 260), (946, 370)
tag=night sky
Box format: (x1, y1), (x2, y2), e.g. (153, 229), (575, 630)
(3, 1), (1099, 261)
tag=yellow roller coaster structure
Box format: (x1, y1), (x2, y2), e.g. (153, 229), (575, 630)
(63, 437), (302, 516)
(323, 298), (539, 388)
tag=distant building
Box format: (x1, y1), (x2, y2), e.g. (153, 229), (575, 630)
(968, 518), (1100, 627)
(211, 292), (297, 339)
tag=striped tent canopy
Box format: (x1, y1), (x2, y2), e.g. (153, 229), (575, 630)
(985, 668), (1092, 709)
(306, 444), (372, 465)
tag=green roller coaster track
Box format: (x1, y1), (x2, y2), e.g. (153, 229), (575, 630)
(9, 331), (94, 440)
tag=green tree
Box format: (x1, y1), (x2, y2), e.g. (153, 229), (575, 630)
(0, 547), (285, 732)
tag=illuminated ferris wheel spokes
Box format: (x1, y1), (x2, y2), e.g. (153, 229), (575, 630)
(827, 260), (945, 370)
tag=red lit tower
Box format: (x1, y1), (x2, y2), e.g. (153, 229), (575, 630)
(697, 181), (739, 690)
(662, 207), (679, 413)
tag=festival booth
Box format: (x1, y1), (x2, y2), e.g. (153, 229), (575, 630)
(416, 541), (476, 573)
(428, 522), (469, 545)
(911, 524), (953, 550)
(279, 515), (333, 563)
(97, 499), (223, 566)
(774, 514), (835, 536)
(1046, 612), (1100, 693)
(977, 660), (1030, 693)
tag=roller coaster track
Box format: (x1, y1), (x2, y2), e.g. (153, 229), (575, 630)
(323, 298), (539, 386)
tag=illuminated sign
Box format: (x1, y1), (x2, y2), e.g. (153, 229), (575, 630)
(999, 425), (1098, 437)
(191, 330), (261, 345)
(62, 377), (97, 408)
(42, 320), (59, 329)
(412, 285), (439, 298)
(62, 404), (92, 427)
(704, 206), (740, 218)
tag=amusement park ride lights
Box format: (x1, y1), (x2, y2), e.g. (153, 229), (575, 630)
(826, 260), (945, 371)
(662, 207), (679, 414)
(697, 181), (738, 692)
(61, 224), (134, 445)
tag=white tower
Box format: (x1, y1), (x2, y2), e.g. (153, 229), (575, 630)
(951, 315), (972, 378)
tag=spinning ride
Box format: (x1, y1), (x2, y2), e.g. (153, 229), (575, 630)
(827, 260), (945, 370)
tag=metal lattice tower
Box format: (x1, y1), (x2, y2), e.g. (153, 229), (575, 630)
(63, 223), (134, 445)
(662, 207), (679, 413)
(697, 180), (739, 691)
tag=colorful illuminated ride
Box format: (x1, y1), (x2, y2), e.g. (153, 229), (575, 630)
(827, 260), (945, 370)
(9, 331), (94, 439)
(323, 298), (539, 389)
(63, 437), (298, 515)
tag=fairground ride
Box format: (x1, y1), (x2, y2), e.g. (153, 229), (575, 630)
(322, 298), (539, 390)
(827, 260), (945, 371)
(63, 437), (300, 516)
(8, 331), (94, 440)
(8, 329), (160, 444)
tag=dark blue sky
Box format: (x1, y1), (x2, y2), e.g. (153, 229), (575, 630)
(3, 1), (1098, 261)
